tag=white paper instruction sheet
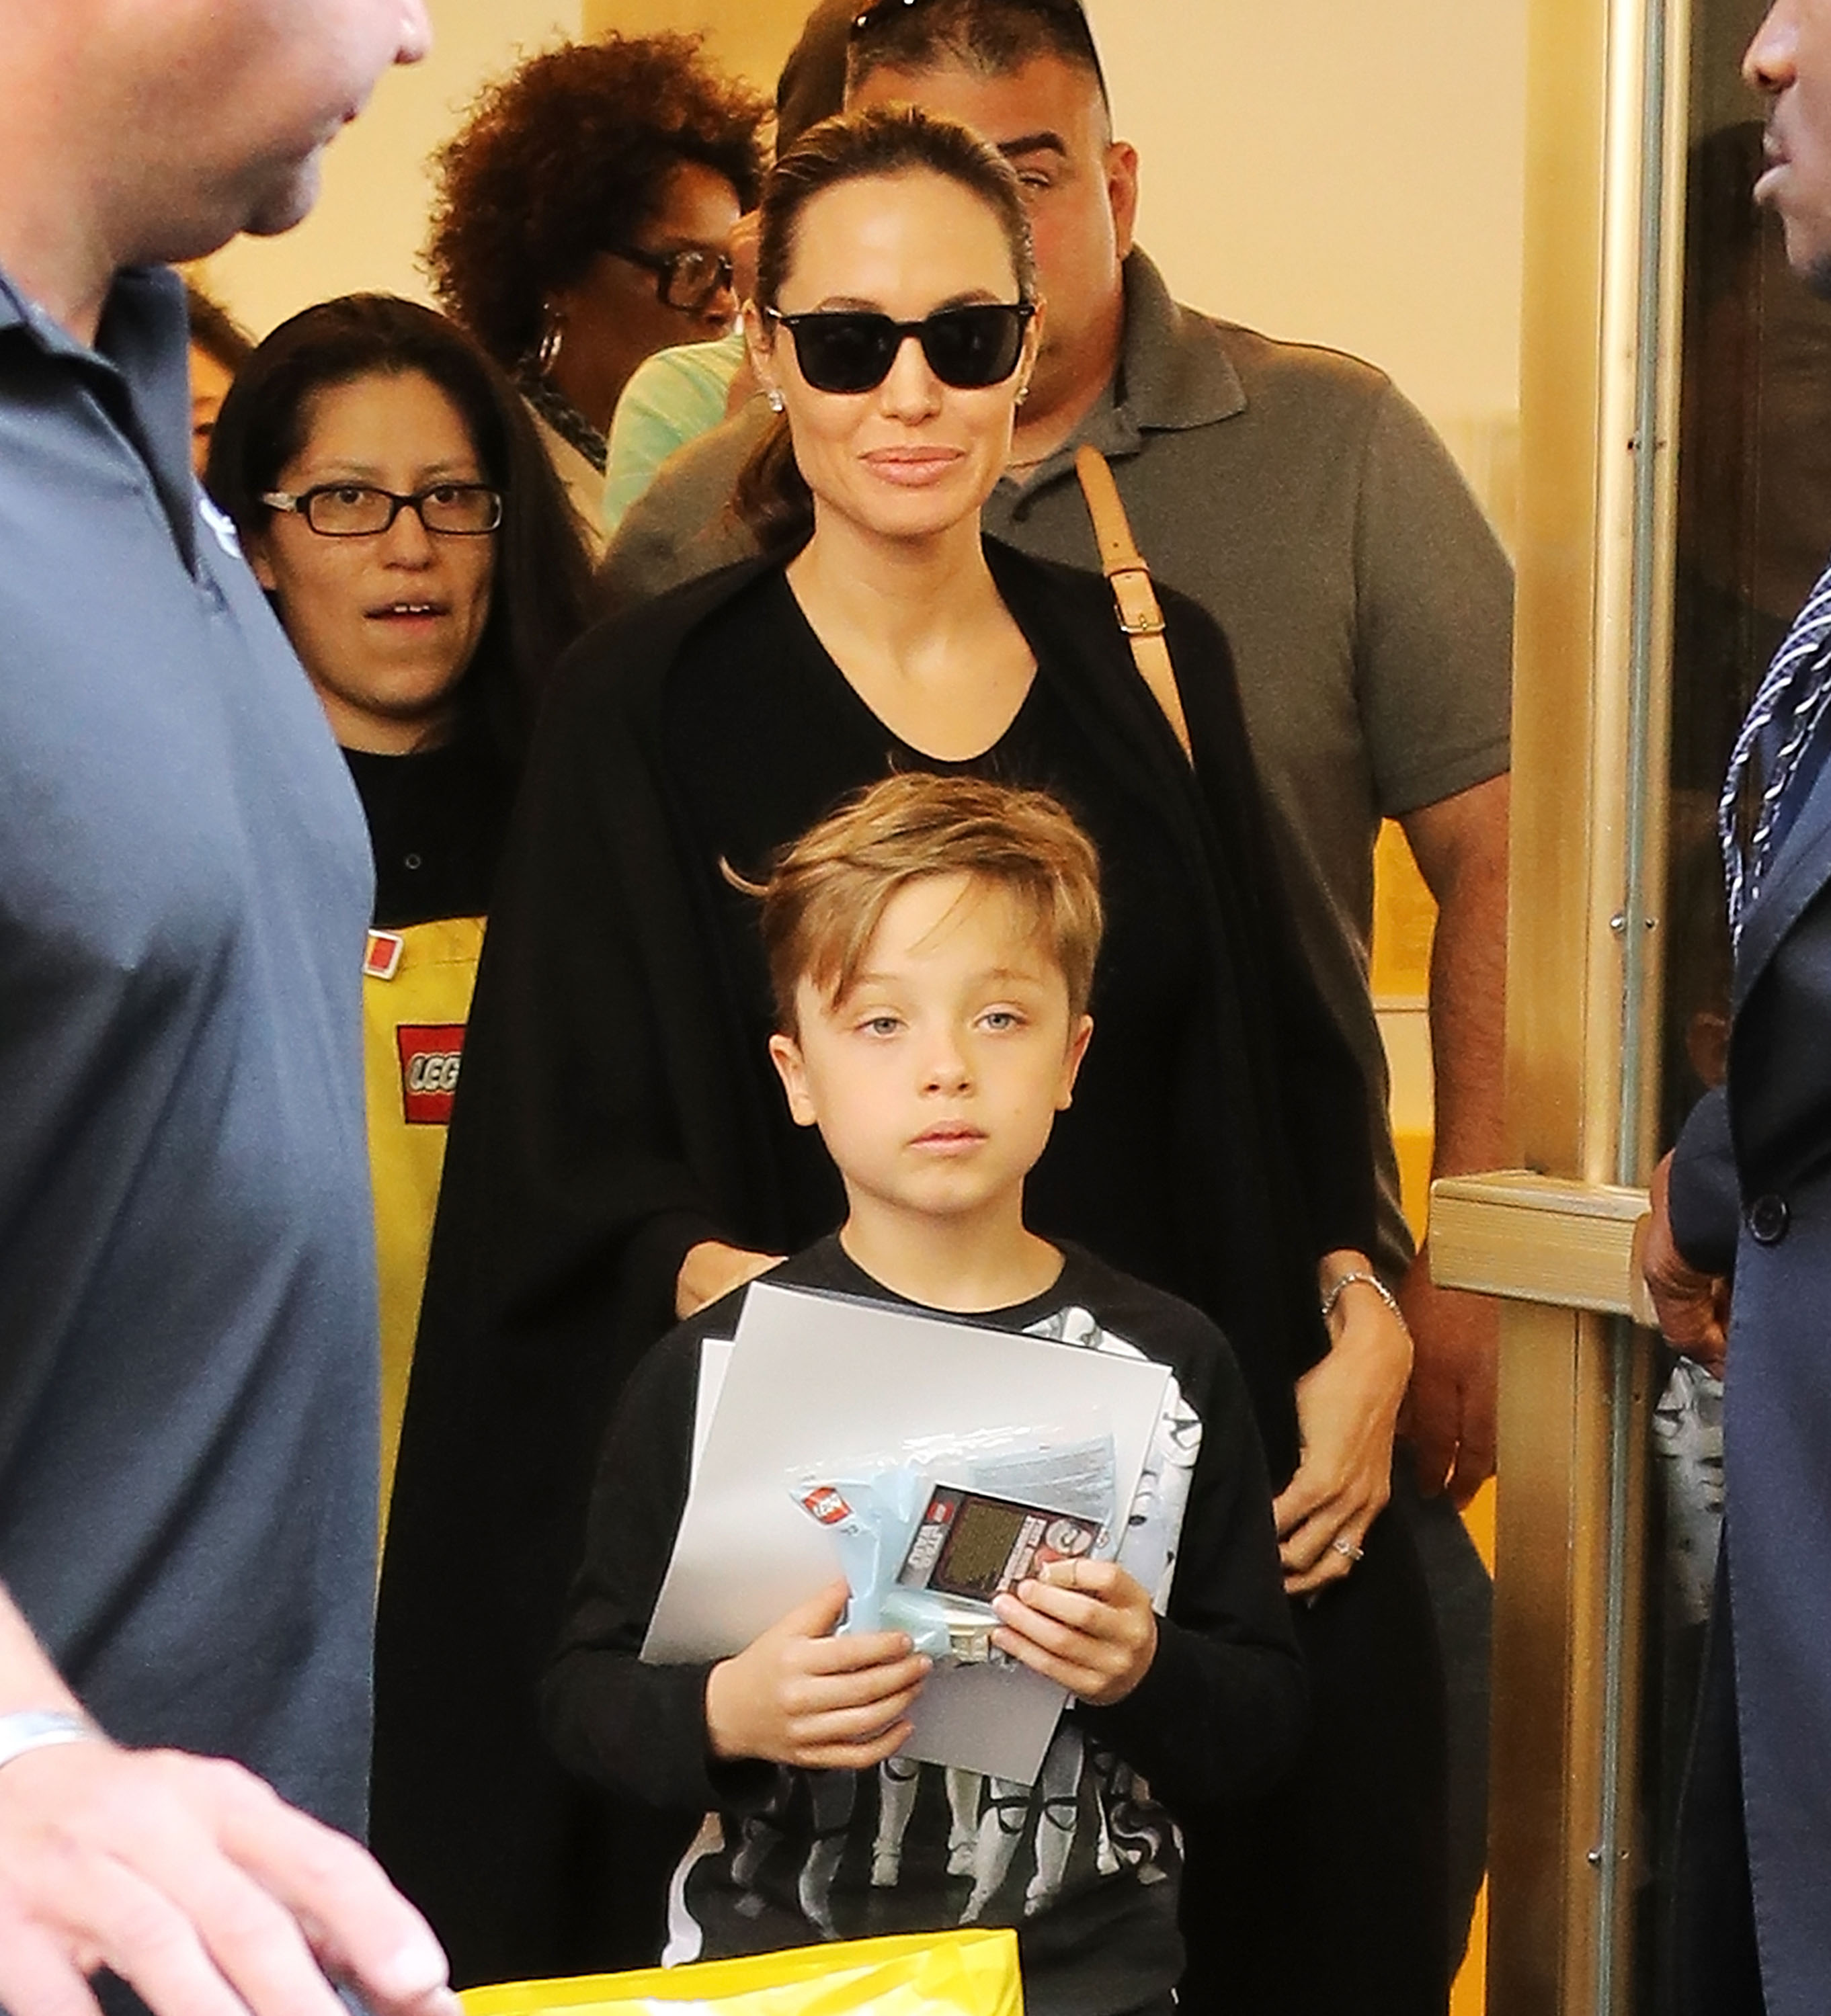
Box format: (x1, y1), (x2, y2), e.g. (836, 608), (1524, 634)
(644, 1280), (1170, 1783)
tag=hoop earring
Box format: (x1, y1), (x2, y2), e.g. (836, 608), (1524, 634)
(536, 308), (564, 374)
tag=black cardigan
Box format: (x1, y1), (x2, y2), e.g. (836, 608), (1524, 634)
(372, 540), (1374, 1982)
(540, 1236), (1308, 2013)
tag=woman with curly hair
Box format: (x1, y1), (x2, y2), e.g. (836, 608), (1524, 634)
(426, 34), (768, 545)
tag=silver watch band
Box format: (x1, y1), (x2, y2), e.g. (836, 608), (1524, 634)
(0, 1708), (101, 1771)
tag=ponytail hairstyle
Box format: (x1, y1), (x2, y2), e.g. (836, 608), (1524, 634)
(734, 103), (1036, 550)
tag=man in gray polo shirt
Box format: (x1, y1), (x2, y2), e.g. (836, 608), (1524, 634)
(0, 6), (458, 2015)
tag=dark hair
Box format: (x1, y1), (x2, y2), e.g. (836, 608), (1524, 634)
(735, 103), (1036, 547)
(205, 293), (592, 768)
(425, 35), (768, 370)
(184, 282), (255, 375)
(846, 0), (1108, 110)
(774, 0), (855, 157)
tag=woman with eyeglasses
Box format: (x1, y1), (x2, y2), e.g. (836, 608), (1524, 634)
(425, 34), (767, 552)
(376, 107), (1402, 1992)
(205, 293), (591, 1515)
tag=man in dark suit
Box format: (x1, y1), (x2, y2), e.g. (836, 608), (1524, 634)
(1644, 5), (1831, 2010)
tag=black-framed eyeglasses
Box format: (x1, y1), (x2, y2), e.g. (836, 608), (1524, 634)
(766, 302), (1035, 394)
(261, 482), (503, 538)
(608, 243), (735, 313)
(849, 0), (1106, 94)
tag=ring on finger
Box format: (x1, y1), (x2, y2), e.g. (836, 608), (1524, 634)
(1330, 1536), (1365, 1563)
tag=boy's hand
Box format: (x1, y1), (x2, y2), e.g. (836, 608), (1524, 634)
(989, 1558), (1157, 1706)
(705, 1581), (929, 1771)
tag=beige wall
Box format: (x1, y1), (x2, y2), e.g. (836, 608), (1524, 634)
(1091, 0), (1527, 532)
(581, 0), (812, 97)
(205, 0), (581, 339)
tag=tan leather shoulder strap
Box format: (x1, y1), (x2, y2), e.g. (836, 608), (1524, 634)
(1073, 443), (1192, 763)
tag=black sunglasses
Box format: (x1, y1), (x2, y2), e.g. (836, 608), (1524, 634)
(766, 302), (1034, 394)
(608, 243), (735, 314)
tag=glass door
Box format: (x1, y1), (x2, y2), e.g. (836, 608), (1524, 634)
(1436, 0), (1831, 2009)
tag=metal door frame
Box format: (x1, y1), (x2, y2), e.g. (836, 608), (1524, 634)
(1432, 0), (1695, 2009)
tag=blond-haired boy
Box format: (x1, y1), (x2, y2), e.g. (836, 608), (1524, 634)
(544, 774), (1303, 2014)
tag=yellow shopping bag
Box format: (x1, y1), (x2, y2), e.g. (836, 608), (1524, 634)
(461, 1929), (1022, 2016)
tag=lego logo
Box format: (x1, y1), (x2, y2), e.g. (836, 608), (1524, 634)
(395, 1023), (466, 1126)
(406, 1052), (462, 1095)
(799, 1486), (852, 1526)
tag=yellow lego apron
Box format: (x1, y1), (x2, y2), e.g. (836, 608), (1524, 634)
(362, 917), (485, 1525)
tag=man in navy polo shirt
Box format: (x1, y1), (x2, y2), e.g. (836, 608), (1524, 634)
(0, 6), (458, 2015)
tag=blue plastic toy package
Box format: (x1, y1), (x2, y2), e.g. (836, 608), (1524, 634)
(789, 1424), (1118, 1665)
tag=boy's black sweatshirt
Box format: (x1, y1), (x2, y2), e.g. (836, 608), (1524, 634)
(544, 1236), (1307, 2016)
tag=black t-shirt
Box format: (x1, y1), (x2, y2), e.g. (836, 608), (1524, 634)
(663, 570), (1205, 1304)
(544, 1236), (1305, 2016)
(343, 732), (513, 928)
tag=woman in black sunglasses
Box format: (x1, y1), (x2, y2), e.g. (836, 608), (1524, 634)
(425, 34), (768, 551)
(378, 105), (1408, 1996)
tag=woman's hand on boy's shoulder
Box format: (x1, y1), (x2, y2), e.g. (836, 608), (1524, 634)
(704, 1581), (930, 1771)
(989, 1559), (1157, 1707)
(675, 1241), (783, 1320)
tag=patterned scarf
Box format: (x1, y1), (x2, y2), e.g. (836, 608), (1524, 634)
(1718, 556), (1831, 940)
